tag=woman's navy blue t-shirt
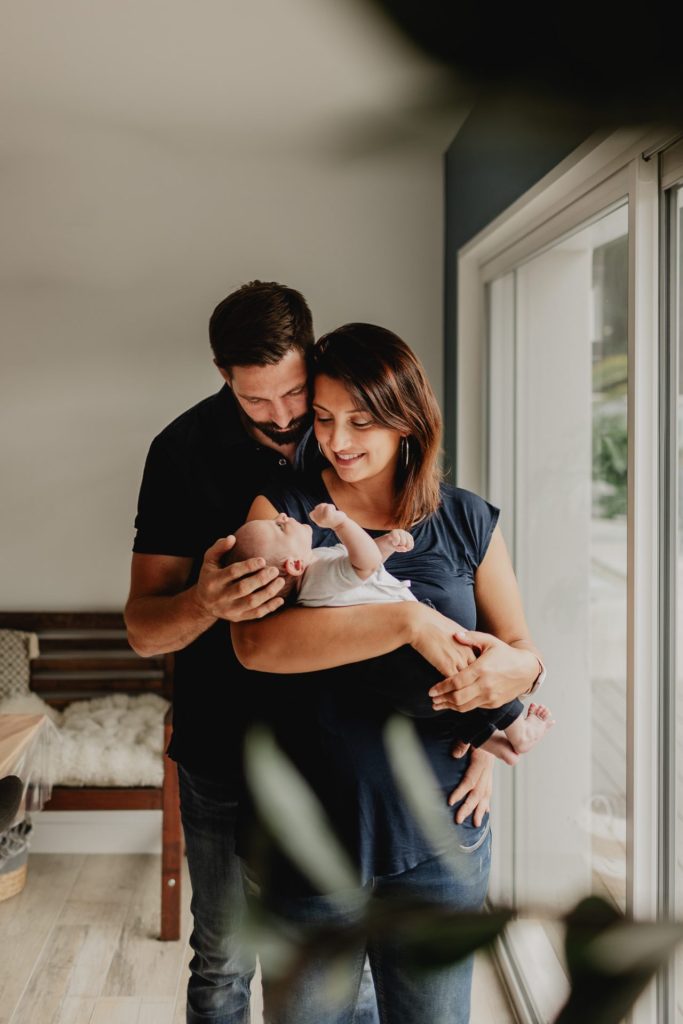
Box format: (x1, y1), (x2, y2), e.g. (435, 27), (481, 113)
(261, 475), (500, 882)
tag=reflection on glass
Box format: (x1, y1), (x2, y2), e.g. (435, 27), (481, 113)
(487, 204), (629, 1019)
(673, 185), (683, 1024)
(589, 231), (628, 911)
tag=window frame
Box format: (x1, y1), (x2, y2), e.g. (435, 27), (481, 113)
(455, 127), (671, 1024)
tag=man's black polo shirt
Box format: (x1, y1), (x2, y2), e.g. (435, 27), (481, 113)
(132, 384), (314, 781)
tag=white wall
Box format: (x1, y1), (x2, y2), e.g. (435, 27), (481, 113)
(1, 2), (449, 852)
(0, 9), (447, 611)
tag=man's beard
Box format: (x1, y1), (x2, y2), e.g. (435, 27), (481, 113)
(241, 409), (312, 447)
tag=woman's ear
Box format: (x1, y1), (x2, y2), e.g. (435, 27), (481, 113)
(283, 557), (305, 577)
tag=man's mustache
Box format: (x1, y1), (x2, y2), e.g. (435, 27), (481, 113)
(243, 410), (312, 446)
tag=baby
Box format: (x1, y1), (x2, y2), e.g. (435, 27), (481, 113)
(228, 503), (554, 765)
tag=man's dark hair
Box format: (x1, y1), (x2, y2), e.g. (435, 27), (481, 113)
(209, 280), (314, 371)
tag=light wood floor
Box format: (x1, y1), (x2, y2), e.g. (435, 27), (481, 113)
(0, 854), (515, 1023)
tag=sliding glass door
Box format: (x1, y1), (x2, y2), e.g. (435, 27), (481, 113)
(487, 204), (630, 1018)
(671, 180), (683, 1024)
(457, 132), (683, 1023)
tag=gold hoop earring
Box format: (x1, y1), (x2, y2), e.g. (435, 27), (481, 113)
(401, 436), (410, 469)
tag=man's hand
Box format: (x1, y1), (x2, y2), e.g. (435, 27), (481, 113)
(429, 628), (539, 712)
(448, 746), (493, 826)
(309, 503), (347, 530)
(407, 604), (477, 678)
(194, 536), (286, 622)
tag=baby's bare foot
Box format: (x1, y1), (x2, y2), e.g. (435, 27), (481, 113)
(510, 703), (555, 754)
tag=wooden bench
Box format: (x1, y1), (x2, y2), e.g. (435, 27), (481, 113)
(0, 612), (181, 941)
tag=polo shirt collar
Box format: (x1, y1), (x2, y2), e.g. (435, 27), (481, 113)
(210, 384), (316, 469)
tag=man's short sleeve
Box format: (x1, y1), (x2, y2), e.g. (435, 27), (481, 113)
(132, 434), (198, 557)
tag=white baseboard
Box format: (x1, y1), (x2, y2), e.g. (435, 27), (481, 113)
(29, 810), (162, 854)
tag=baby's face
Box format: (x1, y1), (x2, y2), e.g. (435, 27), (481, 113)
(244, 514), (313, 565)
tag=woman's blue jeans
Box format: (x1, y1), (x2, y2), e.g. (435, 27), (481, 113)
(179, 765), (378, 1024)
(259, 816), (492, 1024)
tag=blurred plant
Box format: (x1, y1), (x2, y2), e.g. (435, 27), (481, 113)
(592, 410), (628, 518)
(244, 719), (683, 1022)
(593, 354), (627, 400)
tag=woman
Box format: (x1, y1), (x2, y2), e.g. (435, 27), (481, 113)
(233, 323), (544, 1024)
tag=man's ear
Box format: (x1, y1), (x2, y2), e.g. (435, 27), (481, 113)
(283, 558), (305, 577)
(215, 361), (232, 387)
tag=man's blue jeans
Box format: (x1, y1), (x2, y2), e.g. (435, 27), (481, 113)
(179, 765), (379, 1024)
(259, 816), (492, 1024)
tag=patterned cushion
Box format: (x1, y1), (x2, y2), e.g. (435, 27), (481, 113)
(0, 631), (39, 702)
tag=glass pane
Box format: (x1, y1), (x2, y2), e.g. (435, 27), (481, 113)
(487, 203), (629, 1019)
(672, 183), (683, 1024)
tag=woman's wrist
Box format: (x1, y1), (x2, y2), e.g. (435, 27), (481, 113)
(524, 656), (546, 695)
(509, 643), (545, 696)
(398, 602), (422, 647)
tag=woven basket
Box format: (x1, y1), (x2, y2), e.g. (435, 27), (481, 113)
(0, 860), (27, 902)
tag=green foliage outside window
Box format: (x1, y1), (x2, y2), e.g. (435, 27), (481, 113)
(592, 351), (627, 521)
(592, 409), (627, 519)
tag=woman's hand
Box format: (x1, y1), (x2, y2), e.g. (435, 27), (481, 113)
(448, 747), (493, 826)
(407, 604), (478, 678)
(429, 628), (539, 712)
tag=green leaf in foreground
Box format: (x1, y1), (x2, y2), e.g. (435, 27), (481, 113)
(262, 898), (513, 1012)
(365, 898), (514, 970)
(554, 896), (683, 1024)
(383, 714), (465, 866)
(243, 724), (359, 897)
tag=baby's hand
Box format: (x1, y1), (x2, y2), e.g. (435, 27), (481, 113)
(385, 529), (414, 552)
(309, 503), (348, 530)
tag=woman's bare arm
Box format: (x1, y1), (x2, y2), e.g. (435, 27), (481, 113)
(429, 525), (543, 711)
(232, 601), (424, 671)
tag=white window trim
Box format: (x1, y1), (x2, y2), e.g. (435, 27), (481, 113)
(455, 127), (670, 1024)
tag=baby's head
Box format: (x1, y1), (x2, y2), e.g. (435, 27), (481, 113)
(225, 513), (313, 601)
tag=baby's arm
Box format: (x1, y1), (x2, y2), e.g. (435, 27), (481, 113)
(374, 529), (414, 561)
(309, 504), (414, 580)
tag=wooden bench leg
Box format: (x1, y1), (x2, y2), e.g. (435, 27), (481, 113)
(160, 742), (182, 941)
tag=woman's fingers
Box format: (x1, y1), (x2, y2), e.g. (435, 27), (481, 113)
(432, 685), (484, 713)
(472, 800), (490, 828)
(429, 664), (479, 698)
(449, 748), (494, 824)
(454, 628), (495, 650)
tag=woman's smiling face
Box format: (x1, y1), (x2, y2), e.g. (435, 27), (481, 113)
(313, 375), (402, 485)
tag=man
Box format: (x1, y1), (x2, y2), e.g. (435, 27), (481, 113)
(125, 281), (535, 1024)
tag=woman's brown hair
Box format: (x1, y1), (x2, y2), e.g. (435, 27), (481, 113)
(311, 323), (443, 528)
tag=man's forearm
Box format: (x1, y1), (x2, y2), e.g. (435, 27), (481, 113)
(232, 603), (417, 673)
(125, 588), (216, 657)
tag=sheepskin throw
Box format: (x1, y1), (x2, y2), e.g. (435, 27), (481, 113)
(56, 693), (170, 787)
(0, 691), (169, 787)
(0, 630), (39, 702)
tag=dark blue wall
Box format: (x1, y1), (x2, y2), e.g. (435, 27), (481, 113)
(443, 102), (589, 479)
